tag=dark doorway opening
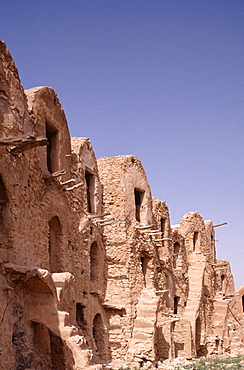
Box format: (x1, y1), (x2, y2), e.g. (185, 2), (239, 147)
(46, 122), (58, 173)
(134, 189), (144, 222)
(174, 296), (180, 314)
(93, 313), (106, 362)
(85, 170), (95, 213)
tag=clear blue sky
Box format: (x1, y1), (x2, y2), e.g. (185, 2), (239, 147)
(1, 1), (243, 287)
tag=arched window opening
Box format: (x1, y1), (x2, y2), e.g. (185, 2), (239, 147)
(90, 241), (99, 282)
(93, 313), (106, 362)
(160, 218), (165, 238)
(174, 296), (180, 314)
(46, 122), (58, 173)
(76, 303), (86, 329)
(173, 242), (180, 269)
(49, 216), (62, 272)
(193, 232), (198, 251)
(85, 170), (95, 213)
(242, 295), (244, 313)
(140, 256), (152, 288)
(134, 189), (144, 222)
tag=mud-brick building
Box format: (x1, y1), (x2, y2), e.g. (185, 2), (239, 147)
(0, 39), (243, 370)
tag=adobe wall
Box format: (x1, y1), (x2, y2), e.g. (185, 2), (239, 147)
(0, 40), (243, 370)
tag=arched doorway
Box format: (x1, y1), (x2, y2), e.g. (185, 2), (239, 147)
(92, 313), (106, 362)
(48, 216), (62, 272)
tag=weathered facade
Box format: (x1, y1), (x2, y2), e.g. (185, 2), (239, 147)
(0, 40), (243, 369)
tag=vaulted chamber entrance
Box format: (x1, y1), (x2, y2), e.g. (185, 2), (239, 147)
(93, 313), (106, 362)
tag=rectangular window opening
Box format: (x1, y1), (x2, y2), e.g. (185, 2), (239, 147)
(85, 170), (95, 213)
(160, 218), (165, 238)
(193, 232), (198, 251)
(46, 122), (58, 173)
(134, 189), (144, 222)
(174, 296), (180, 314)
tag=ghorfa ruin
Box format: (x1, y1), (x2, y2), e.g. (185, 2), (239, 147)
(0, 40), (244, 369)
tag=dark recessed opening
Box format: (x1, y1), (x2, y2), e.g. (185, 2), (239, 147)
(90, 241), (99, 282)
(134, 189), (144, 222)
(174, 296), (180, 314)
(193, 232), (198, 251)
(48, 216), (62, 272)
(85, 170), (95, 213)
(93, 313), (106, 361)
(46, 122), (58, 173)
(160, 218), (165, 238)
(76, 303), (86, 328)
(49, 329), (65, 369)
(221, 274), (225, 290)
(242, 295), (244, 313)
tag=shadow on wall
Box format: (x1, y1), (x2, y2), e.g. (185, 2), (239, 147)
(12, 321), (75, 370)
(155, 326), (170, 361)
(93, 313), (108, 363)
(9, 269), (75, 370)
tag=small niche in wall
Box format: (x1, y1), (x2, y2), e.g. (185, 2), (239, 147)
(90, 241), (99, 282)
(193, 232), (198, 251)
(48, 216), (62, 272)
(174, 296), (180, 314)
(76, 303), (86, 328)
(160, 218), (165, 238)
(93, 313), (106, 361)
(221, 274), (225, 291)
(85, 170), (95, 213)
(134, 188), (144, 222)
(46, 122), (58, 173)
(242, 295), (244, 313)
